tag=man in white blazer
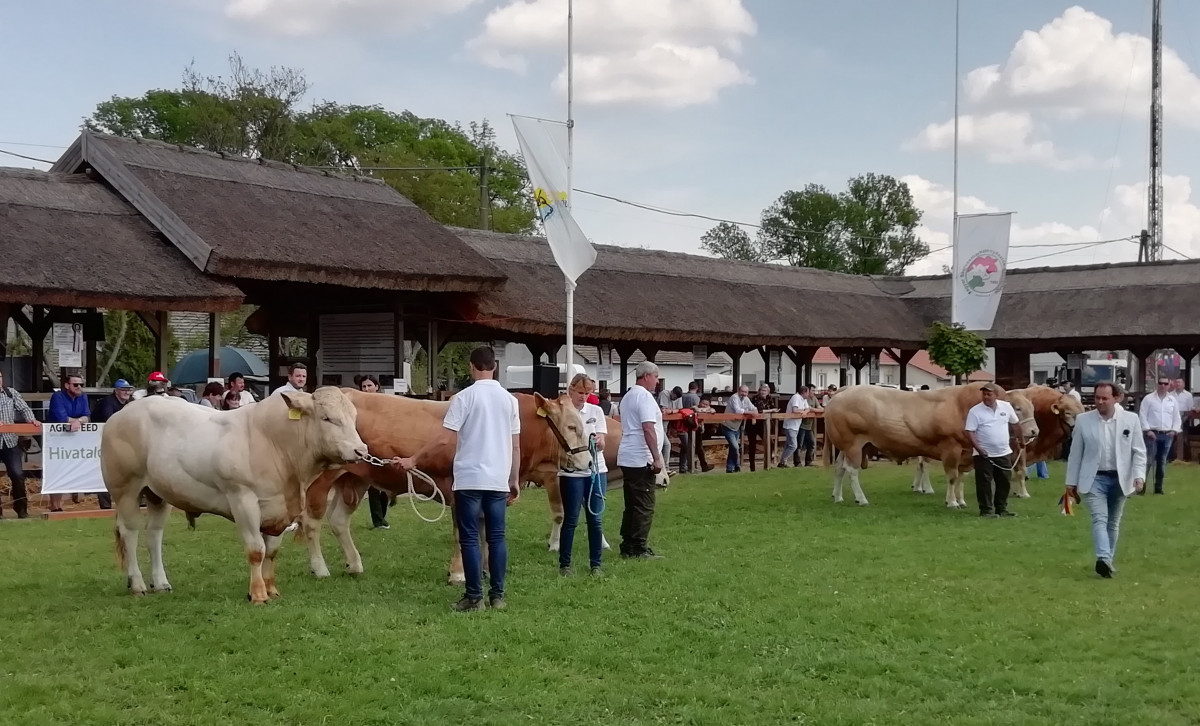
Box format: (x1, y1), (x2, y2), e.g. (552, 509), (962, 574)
(1066, 381), (1147, 578)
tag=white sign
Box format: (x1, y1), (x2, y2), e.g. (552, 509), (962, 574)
(768, 350), (781, 383)
(952, 212), (1013, 331)
(869, 355), (881, 384)
(597, 344), (613, 383)
(692, 345), (708, 381)
(40, 422), (107, 494)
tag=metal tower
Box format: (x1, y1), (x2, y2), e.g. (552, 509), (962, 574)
(1145, 0), (1164, 262)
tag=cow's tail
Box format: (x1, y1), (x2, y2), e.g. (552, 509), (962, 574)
(821, 424), (834, 468)
(113, 526), (126, 569)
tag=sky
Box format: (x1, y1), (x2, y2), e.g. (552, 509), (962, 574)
(3, 0), (1199, 275)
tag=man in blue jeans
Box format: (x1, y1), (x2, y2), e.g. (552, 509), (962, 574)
(1066, 381), (1146, 578)
(1138, 376), (1180, 495)
(392, 346), (521, 612)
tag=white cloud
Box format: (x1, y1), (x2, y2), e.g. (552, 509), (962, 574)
(905, 111), (1108, 171)
(467, 0), (756, 107)
(896, 173), (1200, 275)
(965, 6), (1200, 125)
(223, 0), (480, 37)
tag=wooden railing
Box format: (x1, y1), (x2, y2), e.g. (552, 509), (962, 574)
(654, 410), (826, 472)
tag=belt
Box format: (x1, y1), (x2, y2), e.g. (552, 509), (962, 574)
(1097, 470), (1118, 476)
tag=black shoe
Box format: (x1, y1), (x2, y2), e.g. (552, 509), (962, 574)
(980, 512), (998, 518)
(451, 596), (485, 612)
(1095, 560), (1113, 578)
(997, 511), (1018, 517)
(489, 597), (507, 611)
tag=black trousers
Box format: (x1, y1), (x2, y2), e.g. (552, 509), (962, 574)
(974, 454), (1013, 515)
(0, 445), (28, 517)
(619, 465), (657, 555)
(368, 487), (391, 527)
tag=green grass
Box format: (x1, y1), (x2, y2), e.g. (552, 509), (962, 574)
(2, 462), (1199, 725)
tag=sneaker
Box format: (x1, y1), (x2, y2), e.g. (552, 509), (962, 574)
(590, 566), (604, 577)
(451, 596), (485, 612)
(1095, 559), (1113, 579)
(489, 597), (507, 611)
(559, 566), (574, 577)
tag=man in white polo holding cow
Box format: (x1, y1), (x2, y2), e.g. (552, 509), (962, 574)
(965, 383), (1022, 518)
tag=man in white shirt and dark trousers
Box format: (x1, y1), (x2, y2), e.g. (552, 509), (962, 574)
(777, 385), (810, 467)
(965, 384), (1021, 518)
(1066, 381), (1146, 578)
(392, 346), (521, 611)
(617, 362), (665, 560)
(1139, 376), (1180, 495)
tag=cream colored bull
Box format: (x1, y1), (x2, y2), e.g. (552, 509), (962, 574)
(101, 388), (368, 604)
(823, 383), (1039, 508)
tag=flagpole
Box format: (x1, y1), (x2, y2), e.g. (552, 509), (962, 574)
(951, 0), (960, 314)
(564, 0), (575, 383)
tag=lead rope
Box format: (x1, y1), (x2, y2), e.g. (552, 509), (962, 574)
(585, 434), (605, 517)
(361, 453), (448, 523)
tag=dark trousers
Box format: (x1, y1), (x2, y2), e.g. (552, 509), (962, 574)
(796, 428), (816, 466)
(746, 424), (762, 471)
(368, 487), (391, 527)
(676, 432), (693, 473)
(1146, 432), (1173, 493)
(974, 453), (1013, 515)
(454, 490), (508, 601)
(559, 473), (605, 569)
(0, 445), (28, 517)
(619, 465), (657, 555)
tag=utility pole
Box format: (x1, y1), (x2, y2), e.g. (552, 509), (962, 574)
(478, 147), (490, 231)
(1147, 0), (1164, 262)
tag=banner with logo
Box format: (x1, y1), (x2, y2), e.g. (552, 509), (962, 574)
(40, 422), (107, 494)
(953, 212), (1013, 331)
(510, 114), (598, 283)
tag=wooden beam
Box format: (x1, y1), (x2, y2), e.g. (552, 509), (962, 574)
(427, 319), (438, 395)
(85, 339), (98, 386)
(82, 131), (214, 271)
(155, 311), (169, 374)
(137, 311), (161, 339)
(31, 307), (45, 393)
(208, 312), (221, 379)
(393, 305), (406, 383)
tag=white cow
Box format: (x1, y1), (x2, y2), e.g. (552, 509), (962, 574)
(101, 387), (368, 604)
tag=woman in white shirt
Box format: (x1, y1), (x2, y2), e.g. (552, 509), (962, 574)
(558, 374), (608, 576)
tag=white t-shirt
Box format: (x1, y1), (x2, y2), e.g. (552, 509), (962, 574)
(617, 385), (662, 467)
(442, 379), (521, 492)
(783, 392), (809, 431)
(561, 401), (608, 478)
(964, 400), (1017, 457)
(273, 382), (302, 396)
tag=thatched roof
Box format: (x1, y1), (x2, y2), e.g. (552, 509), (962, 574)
(0, 168), (243, 312)
(455, 228), (933, 348)
(895, 258), (1200, 348)
(51, 132), (506, 293)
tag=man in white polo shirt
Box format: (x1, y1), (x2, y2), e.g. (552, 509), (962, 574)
(617, 361), (665, 560)
(392, 346), (520, 612)
(965, 384), (1021, 518)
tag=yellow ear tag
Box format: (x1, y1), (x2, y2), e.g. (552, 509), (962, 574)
(288, 408), (303, 420)
(536, 408), (547, 418)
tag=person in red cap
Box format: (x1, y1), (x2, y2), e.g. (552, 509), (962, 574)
(133, 371), (171, 400)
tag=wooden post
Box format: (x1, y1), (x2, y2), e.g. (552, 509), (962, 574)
(154, 311), (169, 375)
(31, 307), (45, 392)
(306, 313), (320, 390)
(85, 339), (98, 386)
(426, 319), (438, 395)
(894, 348), (918, 390)
(393, 305), (406, 389)
(207, 312), (221, 380)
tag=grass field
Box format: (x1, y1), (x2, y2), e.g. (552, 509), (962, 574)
(2, 462), (1199, 725)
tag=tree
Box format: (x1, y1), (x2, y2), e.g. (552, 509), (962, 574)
(97, 311), (179, 386)
(87, 57), (536, 235)
(700, 222), (767, 262)
(926, 321), (987, 382)
(702, 174), (930, 275)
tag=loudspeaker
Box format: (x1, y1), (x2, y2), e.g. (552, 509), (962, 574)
(532, 364), (559, 398)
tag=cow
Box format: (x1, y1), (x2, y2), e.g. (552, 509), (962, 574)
(909, 384), (1083, 499)
(822, 383), (1039, 508)
(101, 388), (368, 604)
(298, 389), (592, 584)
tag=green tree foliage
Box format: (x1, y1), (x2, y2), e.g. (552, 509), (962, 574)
(87, 53), (535, 235)
(701, 174), (929, 275)
(97, 312), (179, 386)
(926, 321), (987, 379)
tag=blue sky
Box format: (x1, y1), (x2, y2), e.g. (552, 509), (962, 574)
(3, 0), (1198, 273)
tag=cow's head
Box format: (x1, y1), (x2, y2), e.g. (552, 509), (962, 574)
(280, 387), (368, 465)
(1006, 391), (1040, 444)
(534, 392), (592, 473)
(1050, 391), (1085, 432)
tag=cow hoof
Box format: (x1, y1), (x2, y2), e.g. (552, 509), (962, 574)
(856, 501), (869, 507)
(447, 573), (466, 586)
(151, 584), (172, 593)
(130, 589), (147, 597)
(346, 566), (363, 577)
(547, 543), (560, 552)
(311, 566), (331, 578)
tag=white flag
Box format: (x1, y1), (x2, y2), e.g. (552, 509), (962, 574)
(511, 115), (597, 283)
(952, 212), (1012, 331)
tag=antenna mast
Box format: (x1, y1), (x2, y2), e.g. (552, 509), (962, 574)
(1145, 0), (1164, 262)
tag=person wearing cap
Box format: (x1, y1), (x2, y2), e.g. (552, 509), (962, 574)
(133, 371), (170, 400)
(965, 383), (1022, 518)
(90, 379), (136, 509)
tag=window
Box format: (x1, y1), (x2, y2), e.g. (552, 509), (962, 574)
(818, 372), (827, 387)
(885, 372), (895, 384)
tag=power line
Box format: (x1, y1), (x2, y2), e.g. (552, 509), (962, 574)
(1008, 237), (1135, 265)
(0, 148), (55, 164)
(1163, 242), (1193, 259)
(0, 141), (69, 149)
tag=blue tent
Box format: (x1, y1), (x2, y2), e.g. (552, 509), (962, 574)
(169, 346), (268, 385)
